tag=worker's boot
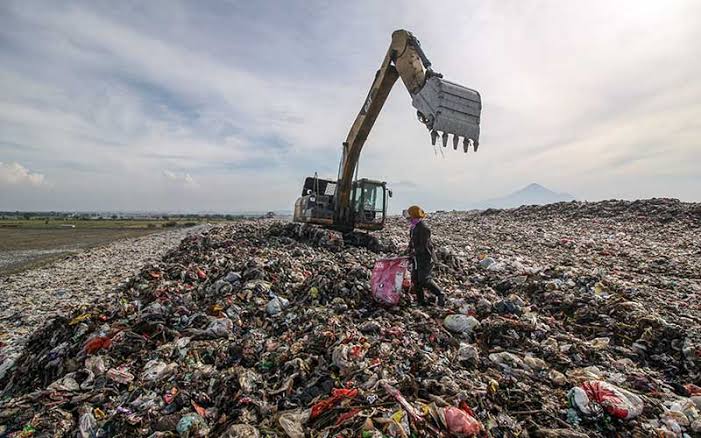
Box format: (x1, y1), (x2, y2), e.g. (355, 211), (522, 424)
(426, 279), (446, 307)
(436, 293), (446, 307)
(415, 287), (428, 306)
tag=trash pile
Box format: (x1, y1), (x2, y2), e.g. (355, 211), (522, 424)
(0, 199), (699, 437)
(484, 197), (701, 226)
(0, 226), (201, 367)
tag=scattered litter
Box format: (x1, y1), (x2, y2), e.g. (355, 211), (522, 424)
(0, 199), (698, 436)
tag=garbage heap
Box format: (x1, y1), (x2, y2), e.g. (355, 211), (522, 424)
(0, 198), (699, 437)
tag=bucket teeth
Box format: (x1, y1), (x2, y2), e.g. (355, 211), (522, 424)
(431, 131), (479, 153)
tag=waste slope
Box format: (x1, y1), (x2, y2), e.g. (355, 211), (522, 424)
(0, 199), (699, 437)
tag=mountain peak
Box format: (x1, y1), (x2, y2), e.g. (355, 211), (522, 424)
(518, 183), (552, 193)
(471, 183), (575, 209)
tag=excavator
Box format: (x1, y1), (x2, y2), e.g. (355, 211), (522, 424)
(293, 29), (482, 233)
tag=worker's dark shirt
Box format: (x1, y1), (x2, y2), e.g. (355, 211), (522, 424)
(409, 220), (434, 283)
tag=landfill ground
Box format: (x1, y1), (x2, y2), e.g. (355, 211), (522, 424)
(0, 198), (699, 437)
(0, 228), (168, 276)
(0, 221), (204, 276)
(0, 226), (205, 367)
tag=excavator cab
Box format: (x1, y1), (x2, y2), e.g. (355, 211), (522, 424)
(293, 177), (389, 231)
(351, 178), (389, 230)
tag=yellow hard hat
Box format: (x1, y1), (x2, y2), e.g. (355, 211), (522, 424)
(403, 205), (426, 219)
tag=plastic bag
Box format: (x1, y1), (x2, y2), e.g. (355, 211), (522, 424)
(568, 380), (643, 420)
(442, 406), (483, 436)
(78, 406), (97, 438)
(238, 368), (260, 393)
(176, 413), (210, 437)
(278, 409), (309, 438)
(223, 424), (260, 437)
(371, 257), (409, 306)
(85, 355), (106, 375)
(266, 296), (289, 316)
(106, 367), (135, 385)
(82, 336), (112, 355)
(141, 360), (174, 382)
(443, 314), (480, 334)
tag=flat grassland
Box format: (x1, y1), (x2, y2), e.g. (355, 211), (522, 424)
(0, 219), (204, 276)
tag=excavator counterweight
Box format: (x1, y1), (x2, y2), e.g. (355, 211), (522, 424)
(293, 30), (482, 232)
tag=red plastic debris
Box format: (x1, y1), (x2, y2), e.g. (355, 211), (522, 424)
(163, 387), (178, 404)
(382, 382), (423, 422)
(458, 400), (475, 416)
(310, 388), (358, 419)
(191, 400), (206, 417)
(83, 336), (112, 355)
(384, 326), (403, 338)
(685, 383), (701, 396)
(334, 408), (362, 426)
(196, 268), (206, 279)
(575, 380), (644, 420)
(350, 345), (364, 358)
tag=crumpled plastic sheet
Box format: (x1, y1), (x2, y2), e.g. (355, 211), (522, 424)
(568, 380), (644, 420)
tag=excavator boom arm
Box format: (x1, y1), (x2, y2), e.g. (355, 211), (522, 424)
(333, 30), (481, 229)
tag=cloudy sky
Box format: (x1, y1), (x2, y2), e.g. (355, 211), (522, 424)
(1, 0), (700, 212)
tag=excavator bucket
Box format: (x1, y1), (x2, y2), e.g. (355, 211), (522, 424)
(411, 76), (481, 152)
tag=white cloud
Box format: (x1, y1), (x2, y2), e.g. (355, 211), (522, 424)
(0, 162), (46, 187)
(162, 169), (177, 180)
(0, 0), (699, 211)
(162, 169), (197, 188)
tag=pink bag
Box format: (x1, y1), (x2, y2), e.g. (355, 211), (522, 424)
(371, 257), (409, 306)
(442, 406), (483, 436)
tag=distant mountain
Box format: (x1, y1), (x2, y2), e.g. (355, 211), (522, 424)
(471, 183), (575, 209)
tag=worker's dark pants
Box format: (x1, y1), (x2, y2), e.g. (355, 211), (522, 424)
(412, 266), (445, 305)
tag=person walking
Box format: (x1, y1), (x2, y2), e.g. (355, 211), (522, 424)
(404, 205), (445, 306)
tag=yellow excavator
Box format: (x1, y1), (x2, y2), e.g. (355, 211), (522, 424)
(294, 29), (482, 233)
